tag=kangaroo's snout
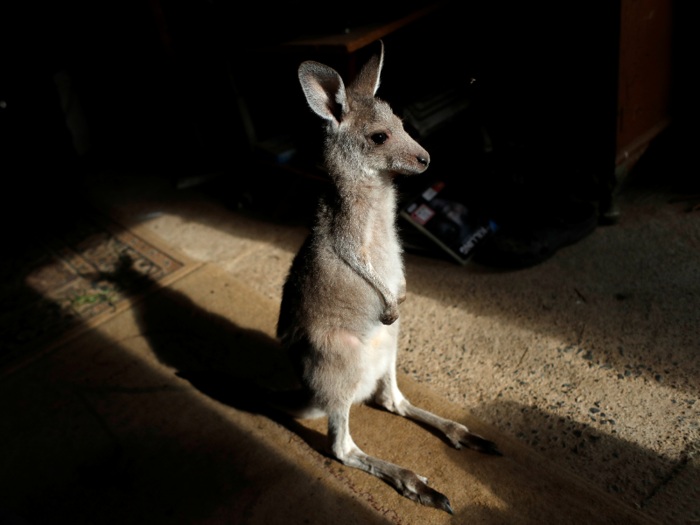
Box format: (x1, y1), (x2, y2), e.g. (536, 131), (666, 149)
(405, 144), (430, 174)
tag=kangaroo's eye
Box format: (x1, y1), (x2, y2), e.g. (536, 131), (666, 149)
(370, 132), (388, 145)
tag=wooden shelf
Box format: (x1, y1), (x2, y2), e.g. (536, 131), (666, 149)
(275, 1), (447, 54)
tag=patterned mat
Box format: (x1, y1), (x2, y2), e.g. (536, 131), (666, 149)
(0, 211), (194, 370)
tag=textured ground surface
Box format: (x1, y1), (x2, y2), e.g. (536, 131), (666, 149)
(0, 258), (660, 525)
(80, 162), (699, 524)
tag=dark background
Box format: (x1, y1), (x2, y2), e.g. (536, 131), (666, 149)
(0, 0), (693, 217)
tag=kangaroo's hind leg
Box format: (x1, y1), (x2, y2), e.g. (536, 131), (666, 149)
(308, 328), (454, 513)
(374, 343), (502, 456)
(327, 396), (454, 513)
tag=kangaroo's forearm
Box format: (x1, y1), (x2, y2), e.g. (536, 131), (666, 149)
(335, 244), (396, 308)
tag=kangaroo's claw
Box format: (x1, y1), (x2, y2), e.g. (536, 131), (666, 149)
(400, 472), (454, 514)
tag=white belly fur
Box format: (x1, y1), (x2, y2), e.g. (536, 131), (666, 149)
(352, 322), (398, 404)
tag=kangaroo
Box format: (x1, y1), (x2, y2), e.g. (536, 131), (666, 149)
(276, 41), (501, 514)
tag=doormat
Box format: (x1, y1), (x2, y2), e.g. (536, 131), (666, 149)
(0, 210), (200, 373)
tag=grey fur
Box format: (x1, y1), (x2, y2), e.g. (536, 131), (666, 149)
(277, 41), (500, 513)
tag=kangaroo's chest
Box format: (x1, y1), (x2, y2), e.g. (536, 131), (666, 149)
(361, 204), (403, 289)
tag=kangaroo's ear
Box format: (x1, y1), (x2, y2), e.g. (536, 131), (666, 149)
(298, 61), (348, 125)
(350, 40), (384, 97)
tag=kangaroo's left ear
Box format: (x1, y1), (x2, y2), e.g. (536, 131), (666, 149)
(350, 40), (384, 97)
(298, 61), (349, 127)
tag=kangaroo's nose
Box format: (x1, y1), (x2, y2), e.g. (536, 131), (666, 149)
(417, 156), (429, 167)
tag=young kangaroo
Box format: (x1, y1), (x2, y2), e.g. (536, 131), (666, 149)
(277, 41), (500, 514)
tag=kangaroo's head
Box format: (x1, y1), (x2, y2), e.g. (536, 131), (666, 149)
(298, 41), (430, 182)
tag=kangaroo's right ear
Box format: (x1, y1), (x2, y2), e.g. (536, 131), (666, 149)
(298, 61), (348, 126)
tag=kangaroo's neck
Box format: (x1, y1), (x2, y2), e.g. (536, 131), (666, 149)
(331, 167), (396, 204)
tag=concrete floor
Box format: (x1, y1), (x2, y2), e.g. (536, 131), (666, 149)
(81, 155), (699, 524)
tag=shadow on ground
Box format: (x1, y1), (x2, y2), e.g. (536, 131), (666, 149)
(0, 256), (387, 525)
(2, 169), (697, 522)
(8, 254), (685, 522)
(99, 257), (698, 523)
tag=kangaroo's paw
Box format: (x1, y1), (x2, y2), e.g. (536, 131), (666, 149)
(446, 422), (503, 456)
(399, 471), (453, 514)
(380, 305), (399, 325)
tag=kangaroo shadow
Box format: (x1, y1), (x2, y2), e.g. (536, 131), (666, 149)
(0, 252), (396, 525)
(104, 255), (507, 511)
(103, 253), (328, 453)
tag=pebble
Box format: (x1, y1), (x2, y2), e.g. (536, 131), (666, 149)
(590, 407), (601, 414)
